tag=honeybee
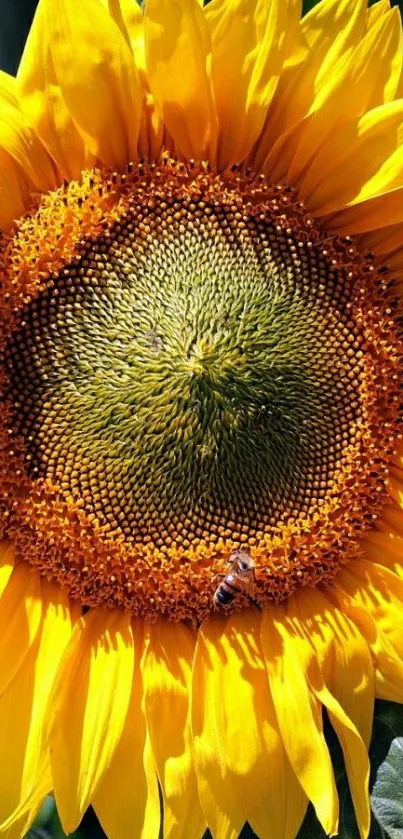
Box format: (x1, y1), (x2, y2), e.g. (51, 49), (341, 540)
(213, 550), (261, 611)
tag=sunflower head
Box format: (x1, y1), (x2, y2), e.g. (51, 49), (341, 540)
(1, 2), (403, 839)
(0, 154), (401, 623)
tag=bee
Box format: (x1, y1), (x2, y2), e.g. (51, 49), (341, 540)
(213, 550), (261, 611)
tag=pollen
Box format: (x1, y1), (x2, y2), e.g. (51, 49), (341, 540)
(0, 158), (401, 622)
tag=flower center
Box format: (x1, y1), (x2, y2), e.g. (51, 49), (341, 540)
(0, 160), (401, 621)
(5, 196), (363, 541)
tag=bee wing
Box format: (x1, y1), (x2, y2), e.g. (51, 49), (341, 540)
(224, 572), (238, 586)
(232, 568), (256, 593)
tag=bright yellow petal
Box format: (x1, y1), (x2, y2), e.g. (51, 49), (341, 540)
(260, 603), (339, 837)
(142, 620), (205, 839)
(0, 580), (78, 833)
(311, 684), (370, 839)
(0, 149), (30, 229)
(103, 0), (163, 160)
(291, 588), (374, 748)
(327, 582), (403, 704)
(300, 100), (403, 216)
(0, 563), (42, 697)
(92, 621), (160, 839)
(289, 590), (372, 839)
(17, 1), (89, 181)
(50, 608), (134, 833)
(369, 7), (403, 104)
(325, 186), (403, 234)
(284, 8), (403, 185)
(103, 0), (145, 69)
(192, 612), (307, 839)
(368, 0), (392, 25)
(378, 503), (403, 536)
(388, 469), (403, 509)
(338, 561), (403, 672)
(259, 0), (367, 178)
(0, 102), (56, 194)
(0, 808), (41, 839)
(191, 616), (247, 839)
(282, 0), (303, 60)
(362, 530), (403, 579)
(0, 72), (18, 109)
(0, 541), (15, 597)
(205, 0), (295, 168)
(42, 0), (142, 169)
(144, 0), (217, 161)
(301, 0), (365, 43)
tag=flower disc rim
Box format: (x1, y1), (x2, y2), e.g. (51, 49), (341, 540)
(0, 157), (402, 622)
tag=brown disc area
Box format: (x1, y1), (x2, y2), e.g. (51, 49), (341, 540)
(0, 158), (401, 622)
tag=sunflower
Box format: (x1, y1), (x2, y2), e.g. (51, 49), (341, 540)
(0, 0), (403, 837)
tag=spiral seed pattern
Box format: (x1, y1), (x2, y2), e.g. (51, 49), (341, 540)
(4, 199), (365, 547)
(0, 160), (400, 620)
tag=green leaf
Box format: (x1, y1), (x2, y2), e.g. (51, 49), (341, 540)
(26, 831), (52, 839)
(31, 797), (55, 830)
(371, 739), (403, 839)
(294, 701), (403, 839)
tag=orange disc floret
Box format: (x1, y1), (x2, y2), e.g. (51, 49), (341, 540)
(0, 157), (402, 622)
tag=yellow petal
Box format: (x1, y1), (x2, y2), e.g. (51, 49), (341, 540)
(356, 5), (403, 110)
(103, 0), (163, 160)
(300, 100), (403, 216)
(357, 220), (403, 256)
(282, 0), (303, 60)
(0, 541), (15, 598)
(103, 1), (146, 68)
(142, 620), (205, 839)
(144, 0), (217, 161)
(0, 563), (42, 697)
(260, 0), (367, 179)
(260, 604), (339, 837)
(311, 685), (370, 839)
(205, 0), (294, 168)
(0, 149), (30, 230)
(0, 806), (42, 839)
(17, 1), (89, 181)
(289, 591), (372, 839)
(362, 530), (403, 579)
(191, 616), (246, 839)
(388, 470), (403, 509)
(192, 612), (307, 839)
(368, 0), (392, 25)
(101, 0), (134, 47)
(0, 72), (18, 109)
(328, 582), (403, 705)
(382, 247), (403, 280)
(0, 102), (56, 194)
(0, 581), (78, 833)
(292, 588), (374, 748)
(370, 7), (403, 104)
(92, 621), (160, 839)
(322, 185), (403, 235)
(285, 8), (403, 186)
(377, 503), (403, 536)
(338, 561), (403, 671)
(301, 0), (365, 42)
(50, 607), (134, 833)
(42, 0), (142, 169)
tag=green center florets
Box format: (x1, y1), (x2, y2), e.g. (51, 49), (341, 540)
(4, 199), (364, 546)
